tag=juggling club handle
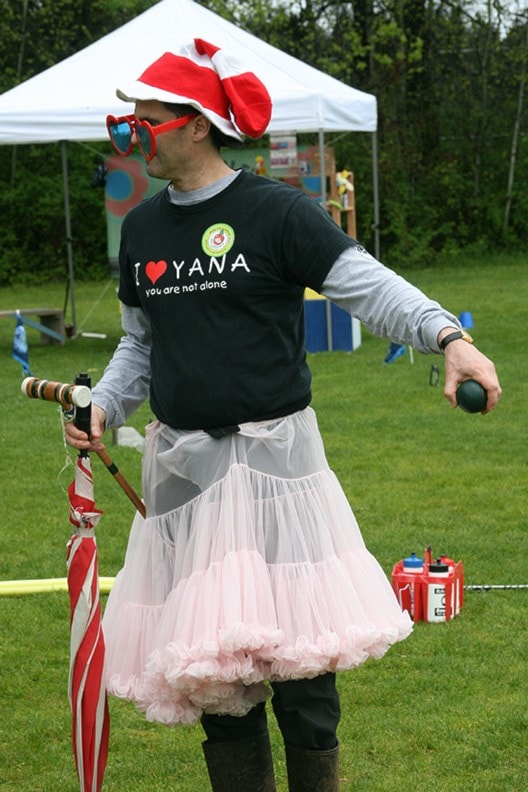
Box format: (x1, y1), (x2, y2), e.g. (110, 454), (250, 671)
(21, 377), (91, 409)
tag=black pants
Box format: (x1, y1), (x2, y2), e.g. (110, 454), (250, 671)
(201, 673), (340, 751)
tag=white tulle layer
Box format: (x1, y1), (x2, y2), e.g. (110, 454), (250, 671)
(102, 409), (412, 726)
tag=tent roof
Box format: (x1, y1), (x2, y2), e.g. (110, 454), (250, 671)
(0, 0), (376, 145)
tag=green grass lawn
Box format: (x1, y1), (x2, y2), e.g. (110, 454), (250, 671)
(0, 254), (527, 791)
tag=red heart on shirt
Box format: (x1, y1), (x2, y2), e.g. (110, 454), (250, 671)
(145, 260), (167, 284)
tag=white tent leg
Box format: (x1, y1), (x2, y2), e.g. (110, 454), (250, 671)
(61, 140), (77, 334)
(371, 130), (380, 260)
(317, 127), (327, 208)
(318, 129), (335, 350)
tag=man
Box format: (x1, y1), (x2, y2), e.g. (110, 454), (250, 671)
(66, 39), (500, 791)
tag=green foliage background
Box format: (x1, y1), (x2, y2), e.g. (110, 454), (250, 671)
(1, 0), (527, 286)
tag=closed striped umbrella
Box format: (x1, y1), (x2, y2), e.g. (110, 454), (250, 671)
(67, 453), (109, 792)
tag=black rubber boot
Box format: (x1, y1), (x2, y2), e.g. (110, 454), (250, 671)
(202, 730), (277, 791)
(284, 743), (340, 791)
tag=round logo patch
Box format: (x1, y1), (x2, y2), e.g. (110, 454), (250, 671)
(201, 224), (235, 256)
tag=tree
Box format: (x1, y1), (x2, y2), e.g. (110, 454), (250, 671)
(0, 0), (152, 286)
(503, 16), (528, 236)
(2, 0), (527, 284)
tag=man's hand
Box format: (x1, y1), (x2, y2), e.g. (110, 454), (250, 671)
(64, 403), (107, 451)
(439, 333), (501, 414)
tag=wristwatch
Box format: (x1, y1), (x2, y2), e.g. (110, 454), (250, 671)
(439, 329), (474, 352)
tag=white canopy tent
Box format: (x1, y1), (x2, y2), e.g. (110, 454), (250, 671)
(0, 0), (379, 329)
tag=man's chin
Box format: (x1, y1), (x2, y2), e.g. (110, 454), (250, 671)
(145, 158), (164, 179)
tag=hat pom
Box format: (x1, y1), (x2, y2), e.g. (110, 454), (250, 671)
(194, 38), (272, 138)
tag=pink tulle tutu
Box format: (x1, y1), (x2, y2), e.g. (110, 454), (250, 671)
(102, 408), (412, 726)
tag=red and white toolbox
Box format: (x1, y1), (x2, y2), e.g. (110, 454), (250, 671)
(391, 547), (464, 622)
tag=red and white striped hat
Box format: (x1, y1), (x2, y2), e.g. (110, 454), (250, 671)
(116, 38), (272, 143)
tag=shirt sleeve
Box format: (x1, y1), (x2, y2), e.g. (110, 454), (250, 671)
(91, 304), (152, 429)
(321, 245), (461, 354)
(280, 192), (354, 291)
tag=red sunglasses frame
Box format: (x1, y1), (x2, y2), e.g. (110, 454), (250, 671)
(106, 113), (198, 161)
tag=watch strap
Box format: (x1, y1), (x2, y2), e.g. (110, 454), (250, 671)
(440, 329), (473, 351)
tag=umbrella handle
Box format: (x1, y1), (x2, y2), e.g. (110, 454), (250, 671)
(73, 372), (145, 517)
(95, 448), (146, 518)
(74, 373), (92, 459)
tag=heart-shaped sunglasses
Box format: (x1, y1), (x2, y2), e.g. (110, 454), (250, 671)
(106, 113), (197, 161)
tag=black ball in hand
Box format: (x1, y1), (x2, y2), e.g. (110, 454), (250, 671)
(456, 379), (487, 413)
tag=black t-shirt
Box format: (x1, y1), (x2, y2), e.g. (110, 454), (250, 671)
(118, 170), (353, 430)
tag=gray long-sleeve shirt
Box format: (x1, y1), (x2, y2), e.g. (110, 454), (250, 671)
(93, 242), (459, 429)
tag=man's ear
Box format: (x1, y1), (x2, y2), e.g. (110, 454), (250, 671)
(192, 114), (211, 142)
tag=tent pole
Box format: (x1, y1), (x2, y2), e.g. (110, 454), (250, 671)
(61, 140), (77, 335)
(371, 131), (380, 260)
(318, 128), (327, 210)
(318, 128), (333, 350)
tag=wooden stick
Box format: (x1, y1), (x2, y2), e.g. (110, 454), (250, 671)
(95, 448), (146, 518)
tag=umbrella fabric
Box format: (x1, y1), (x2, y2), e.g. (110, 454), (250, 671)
(67, 455), (109, 792)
